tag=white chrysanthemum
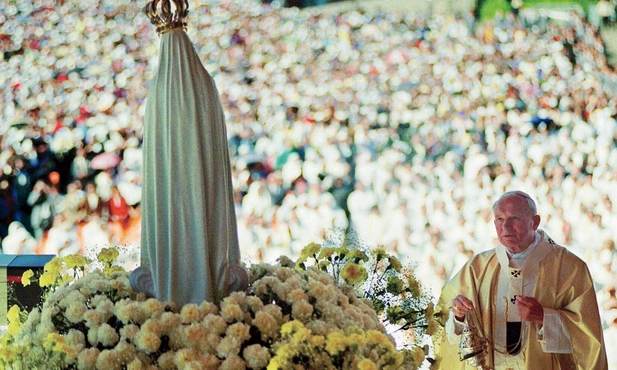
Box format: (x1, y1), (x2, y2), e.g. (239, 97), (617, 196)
(159, 311), (182, 335)
(273, 266), (295, 281)
(220, 355), (246, 370)
(142, 298), (165, 318)
(220, 300), (244, 323)
(135, 330), (161, 354)
(141, 318), (163, 336)
(83, 309), (105, 328)
(98, 323), (120, 347)
(77, 347), (100, 370)
(286, 288), (308, 304)
(120, 324), (140, 342)
(116, 301), (148, 325)
(246, 296), (264, 313)
(180, 303), (202, 324)
(216, 336), (242, 358)
(291, 299), (314, 321)
(198, 301), (219, 316)
(225, 322), (251, 342)
(87, 326), (100, 346)
(228, 291), (248, 311)
(242, 344), (271, 369)
(306, 319), (329, 336)
(65, 301), (88, 323)
(260, 304), (283, 322)
(253, 311), (279, 340)
(114, 341), (138, 365)
(183, 323), (210, 352)
(65, 329), (86, 353)
(96, 349), (123, 370)
(157, 350), (176, 370)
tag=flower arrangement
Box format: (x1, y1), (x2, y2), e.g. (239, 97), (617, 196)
(0, 237), (441, 370)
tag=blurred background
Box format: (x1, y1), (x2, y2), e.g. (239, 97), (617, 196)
(1, 0), (617, 359)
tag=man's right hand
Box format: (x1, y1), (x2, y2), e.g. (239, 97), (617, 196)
(451, 295), (474, 321)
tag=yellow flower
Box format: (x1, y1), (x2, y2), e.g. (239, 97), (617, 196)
(358, 358), (377, 370)
(411, 346), (426, 366)
(386, 275), (404, 295)
(301, 243), (321, 257)
(97, 247), (119, 264)
(21, 269), (34, 287)
(387, 256), (402, 272)
(340, 262), (367, 285)
(281, 320), (304, 336)
(39, 271), (58, 288)
(371, 247), (387, 261)
(44, 257), (63, 274)
(63, 255), (91, 269)
(318, 247), (336, 259)
(103, 265), (125, 276)
(346, 249), (368, 262)
(6, 305), (21, 324)
(325, 331), (346, 355)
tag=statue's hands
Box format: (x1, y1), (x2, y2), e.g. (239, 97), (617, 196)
(515, 296), (544, 325)
(451, 295), (474, 321)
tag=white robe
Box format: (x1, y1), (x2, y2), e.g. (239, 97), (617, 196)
(140, 28), (243, 306)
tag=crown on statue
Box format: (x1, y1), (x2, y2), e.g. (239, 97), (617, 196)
(145, 0), (189, 34)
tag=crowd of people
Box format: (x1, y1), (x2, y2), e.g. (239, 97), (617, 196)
(1, 0), (616, 359)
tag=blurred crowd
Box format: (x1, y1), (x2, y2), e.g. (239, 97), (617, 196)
(1, 0), (617, 355)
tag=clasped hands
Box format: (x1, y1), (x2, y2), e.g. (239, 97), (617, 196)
(451, 295), (544, 325)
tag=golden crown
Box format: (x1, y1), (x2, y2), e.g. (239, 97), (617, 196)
(145, 0), (189, 34)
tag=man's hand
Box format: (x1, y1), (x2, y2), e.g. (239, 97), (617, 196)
(515, 296), (544, 325)
(451, 295), (474, 321)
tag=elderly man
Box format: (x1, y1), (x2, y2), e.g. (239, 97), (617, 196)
(436, 191), (608, 369)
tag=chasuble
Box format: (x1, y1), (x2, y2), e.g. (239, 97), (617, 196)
(436, 230), (608, 369)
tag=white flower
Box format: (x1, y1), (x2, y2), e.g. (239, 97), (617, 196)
(198, 301), (219, 316)
(96, 349), (123, 370)
(225, 322), (251, 342)
(65, 329), (86, 353)
(220, 355), (246, 370)
(216, 336), (242, 358)
(98, 323), (120, 347)
(84, 309), (105, 327)
(253, 311), (279, 340)
(120, 324), (140, 342)
(180, 303), (202, 324)
(159, 311), (182, 335)
(291, 299), (314, 321)
(183, 323), (210, 353)
(135, 330), (161, 354)
(220, 300), (244, 323)
(77, 347), (100, 370)
(242, 344), (271, 369)
(65, 301), (88, 323)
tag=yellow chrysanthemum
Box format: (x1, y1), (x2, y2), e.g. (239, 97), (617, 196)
(6, 305), (21, 324)
(21, 269), (34, 287)
(317, 247), (336, 259)
(300, 242), (321, 258)
(281, 320), (304, 336)
(371, 247), (387, 261)
(97, 247), (120, 264)
(63, 255), (91, 269)
(104, 265), (125, 276)
(325, 331), (346, 355)
(39, 271), (58, 287)
(340, 262), (367, 285)
(44, 257), (63, 274)
(386, 275), (404, 295)
(346, 248), (368, 262)
(387, 256), (402, 272)
(358, 358), (377, 370)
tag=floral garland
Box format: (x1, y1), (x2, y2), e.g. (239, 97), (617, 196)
(0, 241), (442, 369)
